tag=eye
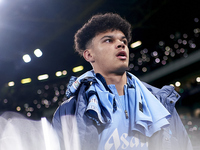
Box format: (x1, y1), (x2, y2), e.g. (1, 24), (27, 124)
(105, 39), (112, 43)
(122, 39), (128, 45)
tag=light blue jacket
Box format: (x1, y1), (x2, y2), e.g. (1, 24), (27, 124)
(52, 71), (193, 150)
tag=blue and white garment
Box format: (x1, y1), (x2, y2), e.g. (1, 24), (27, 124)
(53, 70), (193, 150)
(65, 70), (171, 149)
(98, 84), (148, 150)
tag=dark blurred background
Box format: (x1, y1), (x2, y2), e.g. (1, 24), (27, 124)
(0, 0), (200, 148)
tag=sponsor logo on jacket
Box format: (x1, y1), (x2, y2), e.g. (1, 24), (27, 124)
(104, 128), (148, 150)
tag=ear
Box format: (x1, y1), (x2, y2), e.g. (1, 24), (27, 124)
(83, 49), (95, 63)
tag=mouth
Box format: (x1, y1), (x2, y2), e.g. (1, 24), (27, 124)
(116, 51), (127, 60)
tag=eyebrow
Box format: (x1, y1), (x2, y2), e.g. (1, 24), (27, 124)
(100, 35), (127, 41)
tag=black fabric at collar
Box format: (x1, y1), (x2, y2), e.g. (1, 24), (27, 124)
(126, 72), (135, 88)
(126, 71), (132, 80)
(95, 73), (113, 94)
(95, 72), (134, 90)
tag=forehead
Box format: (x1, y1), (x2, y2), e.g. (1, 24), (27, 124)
(94, 30), (126, 40)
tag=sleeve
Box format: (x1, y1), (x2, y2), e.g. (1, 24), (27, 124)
(169, 108), (193, 150)
(52, 96), (76, 130)
(156, 86), (193, 150)
(52, 97), (77, 150)
(143, 82), (193, 150)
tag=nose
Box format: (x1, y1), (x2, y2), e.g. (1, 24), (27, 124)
(116, 41), (125, 49)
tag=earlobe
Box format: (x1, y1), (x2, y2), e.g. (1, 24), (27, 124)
(83, 49), (95, 63)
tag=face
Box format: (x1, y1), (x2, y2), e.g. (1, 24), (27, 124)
(84, 30), (129, 76)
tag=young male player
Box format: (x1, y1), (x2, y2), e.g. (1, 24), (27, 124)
(52, 13), (193, 150)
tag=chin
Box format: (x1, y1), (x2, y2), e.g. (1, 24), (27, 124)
(115, 66), (129, 75)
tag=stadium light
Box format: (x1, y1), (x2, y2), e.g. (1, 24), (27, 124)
(130, 41), (142, 48)
(175, 81), (181, 87)
(8, 81), (15, 87)
(23, 54), (31, 63)
(34, 49), (43, 57)
(196, 77), (200, 83)
(21, 78), (32, 84)
(55, 71), (62, 77)
(55, 70), (67, 77)
(72, 66), (84, 73)
(62, 70), (67, 75)
(38, 74), (49, 81)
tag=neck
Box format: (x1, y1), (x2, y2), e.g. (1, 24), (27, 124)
(100, 71), (127, 96)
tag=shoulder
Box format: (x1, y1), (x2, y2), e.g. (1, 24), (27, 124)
(142, 81), (180, 114)
(53, 96), (77, 123)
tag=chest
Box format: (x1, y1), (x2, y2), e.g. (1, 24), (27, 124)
(97, 95), (149, 150)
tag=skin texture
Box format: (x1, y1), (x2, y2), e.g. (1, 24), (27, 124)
(83, 30), (129, 95)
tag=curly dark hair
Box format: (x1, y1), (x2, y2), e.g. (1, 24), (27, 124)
(74, 13), (132, 56)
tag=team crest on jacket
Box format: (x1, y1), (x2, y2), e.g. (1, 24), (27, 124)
(73, 80), (80, 90)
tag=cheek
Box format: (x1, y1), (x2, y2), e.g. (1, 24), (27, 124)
(96, 50), (109, 58)
(94, 45), (114, 60)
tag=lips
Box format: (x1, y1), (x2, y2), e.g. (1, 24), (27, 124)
(116, 51), (127, 60)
